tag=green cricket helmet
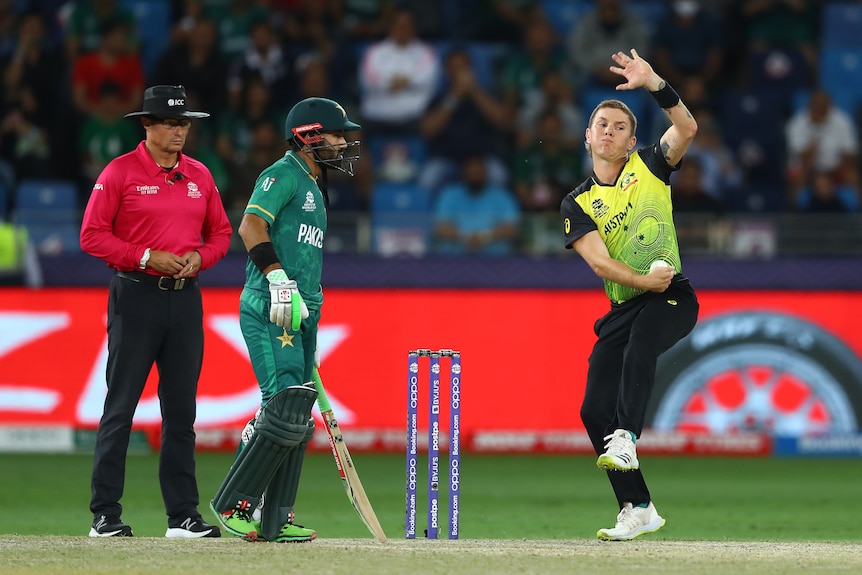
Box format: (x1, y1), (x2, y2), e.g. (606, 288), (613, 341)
(285, 97), (361, 176)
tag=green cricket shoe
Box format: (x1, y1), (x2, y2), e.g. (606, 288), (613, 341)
(255, 510), (317, 543)
(273, 521), (317, 543)
(240, 515), (316, 543)
(209, 502), (259, 541)
(241, 521), (316, 543)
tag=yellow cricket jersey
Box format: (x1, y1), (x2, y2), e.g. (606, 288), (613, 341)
(561, 144), (682, 303)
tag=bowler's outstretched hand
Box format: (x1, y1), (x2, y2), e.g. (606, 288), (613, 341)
(610, 49), (654, 91)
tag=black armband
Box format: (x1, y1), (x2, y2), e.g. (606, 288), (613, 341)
(650, 81), (680, 109)
(248, 241), (280, 273)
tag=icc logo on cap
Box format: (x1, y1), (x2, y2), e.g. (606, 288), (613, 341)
(168, 99), (184, 106)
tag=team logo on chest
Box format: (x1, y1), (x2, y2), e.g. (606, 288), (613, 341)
(620, 171), (638, 192)
(302, 191), (317, 212)
(591, 198), (609, 219)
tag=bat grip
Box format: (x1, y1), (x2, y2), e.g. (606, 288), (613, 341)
(312, 367), (333, 412)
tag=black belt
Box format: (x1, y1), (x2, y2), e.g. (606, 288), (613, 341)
(117, 271), (197, 291)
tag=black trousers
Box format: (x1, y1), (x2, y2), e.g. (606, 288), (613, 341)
(580, 279), (699, 508)
(90, 273), (204, 522)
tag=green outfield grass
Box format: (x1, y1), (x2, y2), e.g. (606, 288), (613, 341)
(2, 453), (860, 575)
(0, 452), (859, 541)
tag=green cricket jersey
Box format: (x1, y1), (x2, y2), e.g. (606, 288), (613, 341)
(244, 151), (326, 310)
(561, 144), (681, 304)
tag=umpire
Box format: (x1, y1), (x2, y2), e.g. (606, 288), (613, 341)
(80, 85), (232, 538)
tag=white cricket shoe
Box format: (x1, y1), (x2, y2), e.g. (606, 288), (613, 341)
(596, 429), (639, 471)
(597, 502), (665, 541)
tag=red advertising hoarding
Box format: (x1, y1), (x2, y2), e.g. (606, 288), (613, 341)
(1, 288), (861, 454)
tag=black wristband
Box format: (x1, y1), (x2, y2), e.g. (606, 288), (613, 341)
(248, 241), (280, 273)
(650, 82), (680, 109)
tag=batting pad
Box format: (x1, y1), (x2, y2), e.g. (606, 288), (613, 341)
(211, 384), (318, 514)
(260, 418), (315, 541)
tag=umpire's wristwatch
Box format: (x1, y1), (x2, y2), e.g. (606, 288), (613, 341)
(139, 248), (151, 270)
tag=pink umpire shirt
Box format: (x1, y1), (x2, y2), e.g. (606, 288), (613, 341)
(80, 141), (232, 274)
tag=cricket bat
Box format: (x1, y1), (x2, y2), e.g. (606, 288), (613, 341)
(312, 368), (388, 542)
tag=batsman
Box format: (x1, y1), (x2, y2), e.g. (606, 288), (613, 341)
(210, 98), (362, 542)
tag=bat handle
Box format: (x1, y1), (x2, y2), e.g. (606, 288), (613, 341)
(312, 367), (333, 412)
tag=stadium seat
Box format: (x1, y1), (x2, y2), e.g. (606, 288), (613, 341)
(627, 0), (668, 35)
(720, 89), (786, 187)
(724, 184), (785, 214)
(323, 179), (363, 212)
(819, 48), (862, 116)
(821, 3), (862, 48)
(791, 89), (810, 113)
(365, 135), (427, 183)
(796, 184), (860, 212)
(747, 48), (813, 105)
(0, 180), (8, 221)
(15, 222), (81, 255)
(542, 0), (665, 38)
(434, 41), (506, 92)
(13, 179), (80, 254)
(14, 179), (78, 212)
(720, 90), (786, 145)
(370, 182), (433, 257)
(540, 0), (592, 37)
(399, 0), (446, 39)
(120, 0), (171, 79)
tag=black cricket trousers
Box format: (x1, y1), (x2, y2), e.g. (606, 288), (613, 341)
(580, 278), (699, 507)
(90, 273), (204, 522)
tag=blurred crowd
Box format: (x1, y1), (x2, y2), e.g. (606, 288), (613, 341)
(1, 0), (861, 257)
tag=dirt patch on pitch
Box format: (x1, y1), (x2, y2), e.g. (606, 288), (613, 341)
(1, 537), (858, 575)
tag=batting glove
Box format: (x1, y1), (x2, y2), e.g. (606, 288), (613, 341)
(267, 269), (309, 330)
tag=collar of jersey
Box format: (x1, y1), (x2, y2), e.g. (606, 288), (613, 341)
(135, 142), (186, 179)
(286, 151), (316, 181)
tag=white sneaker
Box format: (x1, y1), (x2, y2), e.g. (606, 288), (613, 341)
(596, 429), (639, 471)
(597, 502), (665, 541)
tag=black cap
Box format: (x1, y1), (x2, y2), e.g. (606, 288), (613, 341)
(124, 85), (209, 119)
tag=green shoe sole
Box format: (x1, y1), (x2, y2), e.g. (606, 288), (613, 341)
(209, 502), (259, 540)
(274, 523), (317, 543)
